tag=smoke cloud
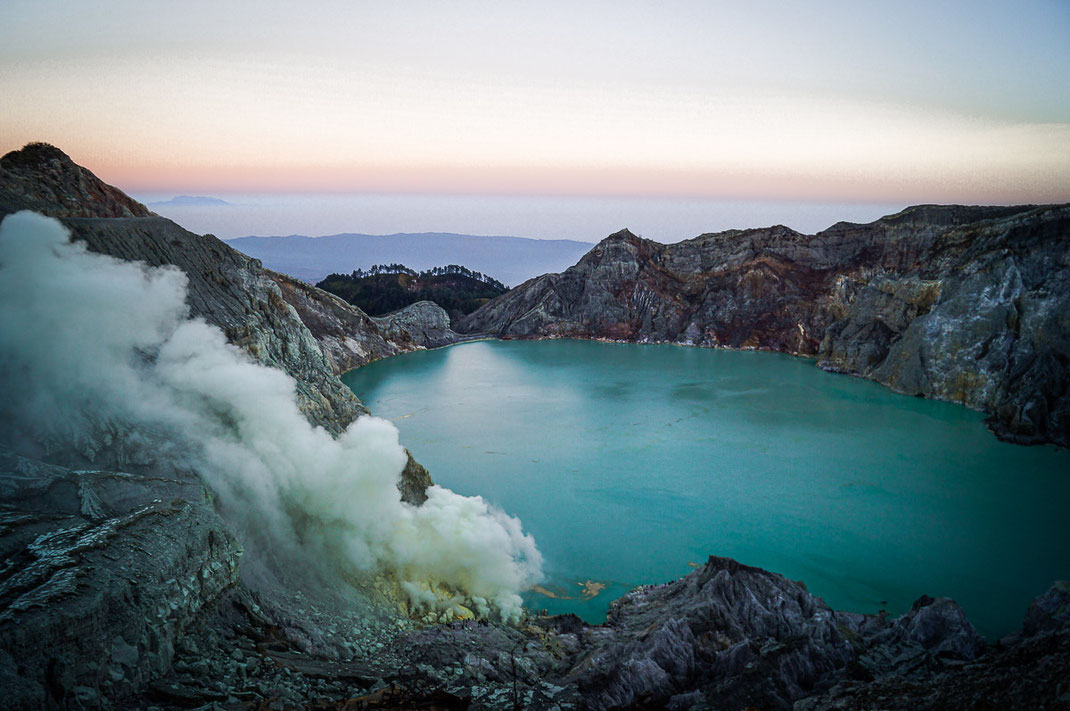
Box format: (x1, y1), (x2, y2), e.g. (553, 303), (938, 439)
(0, 211), (541, 622)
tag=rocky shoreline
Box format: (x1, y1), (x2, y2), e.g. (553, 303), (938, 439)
(457, 207), (1070, 448)
(1, 144), (1068, 709)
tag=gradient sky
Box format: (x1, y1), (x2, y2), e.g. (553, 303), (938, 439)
(2, 0), (1068, 203)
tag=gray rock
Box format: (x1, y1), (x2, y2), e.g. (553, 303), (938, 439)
(552, 557), (996, 710)
(0, 143), (434, 502)
(458, 206), (1070, 447)
(374, 300), (463, 349)
(0, 451), (241, 709)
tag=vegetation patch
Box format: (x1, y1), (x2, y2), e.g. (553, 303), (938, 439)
(317, 264), (508, 320)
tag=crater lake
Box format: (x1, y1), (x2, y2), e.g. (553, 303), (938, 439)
(342, 339), (1069, 637)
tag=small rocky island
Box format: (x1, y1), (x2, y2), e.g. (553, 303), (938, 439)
(0, 143), (1068, 709)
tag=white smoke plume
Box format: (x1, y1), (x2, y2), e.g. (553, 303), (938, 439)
(0, 211), (542, 622)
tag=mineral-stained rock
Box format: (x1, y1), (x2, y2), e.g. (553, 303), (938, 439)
(374, 300), (463, 349)
(458, 206), (1070, 446)
(271, 271), (423, 375)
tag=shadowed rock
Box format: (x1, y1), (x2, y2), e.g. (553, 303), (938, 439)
(552, 556), (986, 710)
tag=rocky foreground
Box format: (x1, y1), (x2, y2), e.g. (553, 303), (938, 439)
(0, 144), (1068, 710)
(457, 208), (1070, 448)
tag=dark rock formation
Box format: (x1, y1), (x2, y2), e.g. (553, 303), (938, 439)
(798, 582), (1070, 710)
(398, 451), (434, 506)
(550, 556), (988, 711)
(0, 143), (445, 706)
(0, 449), (241, 708)
(457, 206), (1070, 447)
(0, 142), (152, 219)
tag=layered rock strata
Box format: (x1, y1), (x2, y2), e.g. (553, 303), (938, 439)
(457, 206), (1070, 447)
(0, 450), (241, 708)
(0, 143), (455, 437)
(0, 144), (444, 706)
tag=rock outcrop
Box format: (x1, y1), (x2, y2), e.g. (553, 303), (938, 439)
(0, 143), (451, 437)
(0, 142), (152, 219)
(549, 556), (988, 710)
(374, 300), (463, 349)
(270, 272), (420, 376)
(0, 143), (441, 706)
(457, 206), (1070, 447)
(0, 450), (242, 709)
(798, 582), (1070, 710)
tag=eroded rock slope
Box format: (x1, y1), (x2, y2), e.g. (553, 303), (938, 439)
(458, 207), (1070, 446)
(0, 143), (447, 707)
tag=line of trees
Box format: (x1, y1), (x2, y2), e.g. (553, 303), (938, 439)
(348, 263), (506, 291)
(352, 263), (416, 277)
(317, 262), (509, 318)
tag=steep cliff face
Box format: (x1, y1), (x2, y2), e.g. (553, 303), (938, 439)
(0, 144), (441, 706)
(0, 144), (444, 434)
(458, 205), (1070, 446)
(270, 272), (420, 375)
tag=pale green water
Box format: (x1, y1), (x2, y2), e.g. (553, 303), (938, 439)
(342, 340), (1069, 637)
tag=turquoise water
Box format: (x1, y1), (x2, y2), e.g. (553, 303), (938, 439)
(342, 340), (1069, 637)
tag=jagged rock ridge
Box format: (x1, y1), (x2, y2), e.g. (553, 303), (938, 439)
(457, 207), (1070, 447)
(0, 144), (460, 433)
(0, 143), (453, 705)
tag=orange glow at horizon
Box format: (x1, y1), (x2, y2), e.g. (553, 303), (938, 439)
(63, 159), (1066, 206)
(3, 3), (1068, 206)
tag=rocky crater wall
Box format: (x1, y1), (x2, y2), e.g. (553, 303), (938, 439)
(458, 206), (1070, 447)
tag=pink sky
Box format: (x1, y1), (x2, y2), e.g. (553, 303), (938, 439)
(2, 1), (1068, 203)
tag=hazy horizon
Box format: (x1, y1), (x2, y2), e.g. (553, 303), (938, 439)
(134, 192), (909, 243)
(2, 1), (1068, 204)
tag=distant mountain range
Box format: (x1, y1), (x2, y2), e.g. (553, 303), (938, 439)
(149, 195), (232, 207)
(225, 232), (594, 286)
